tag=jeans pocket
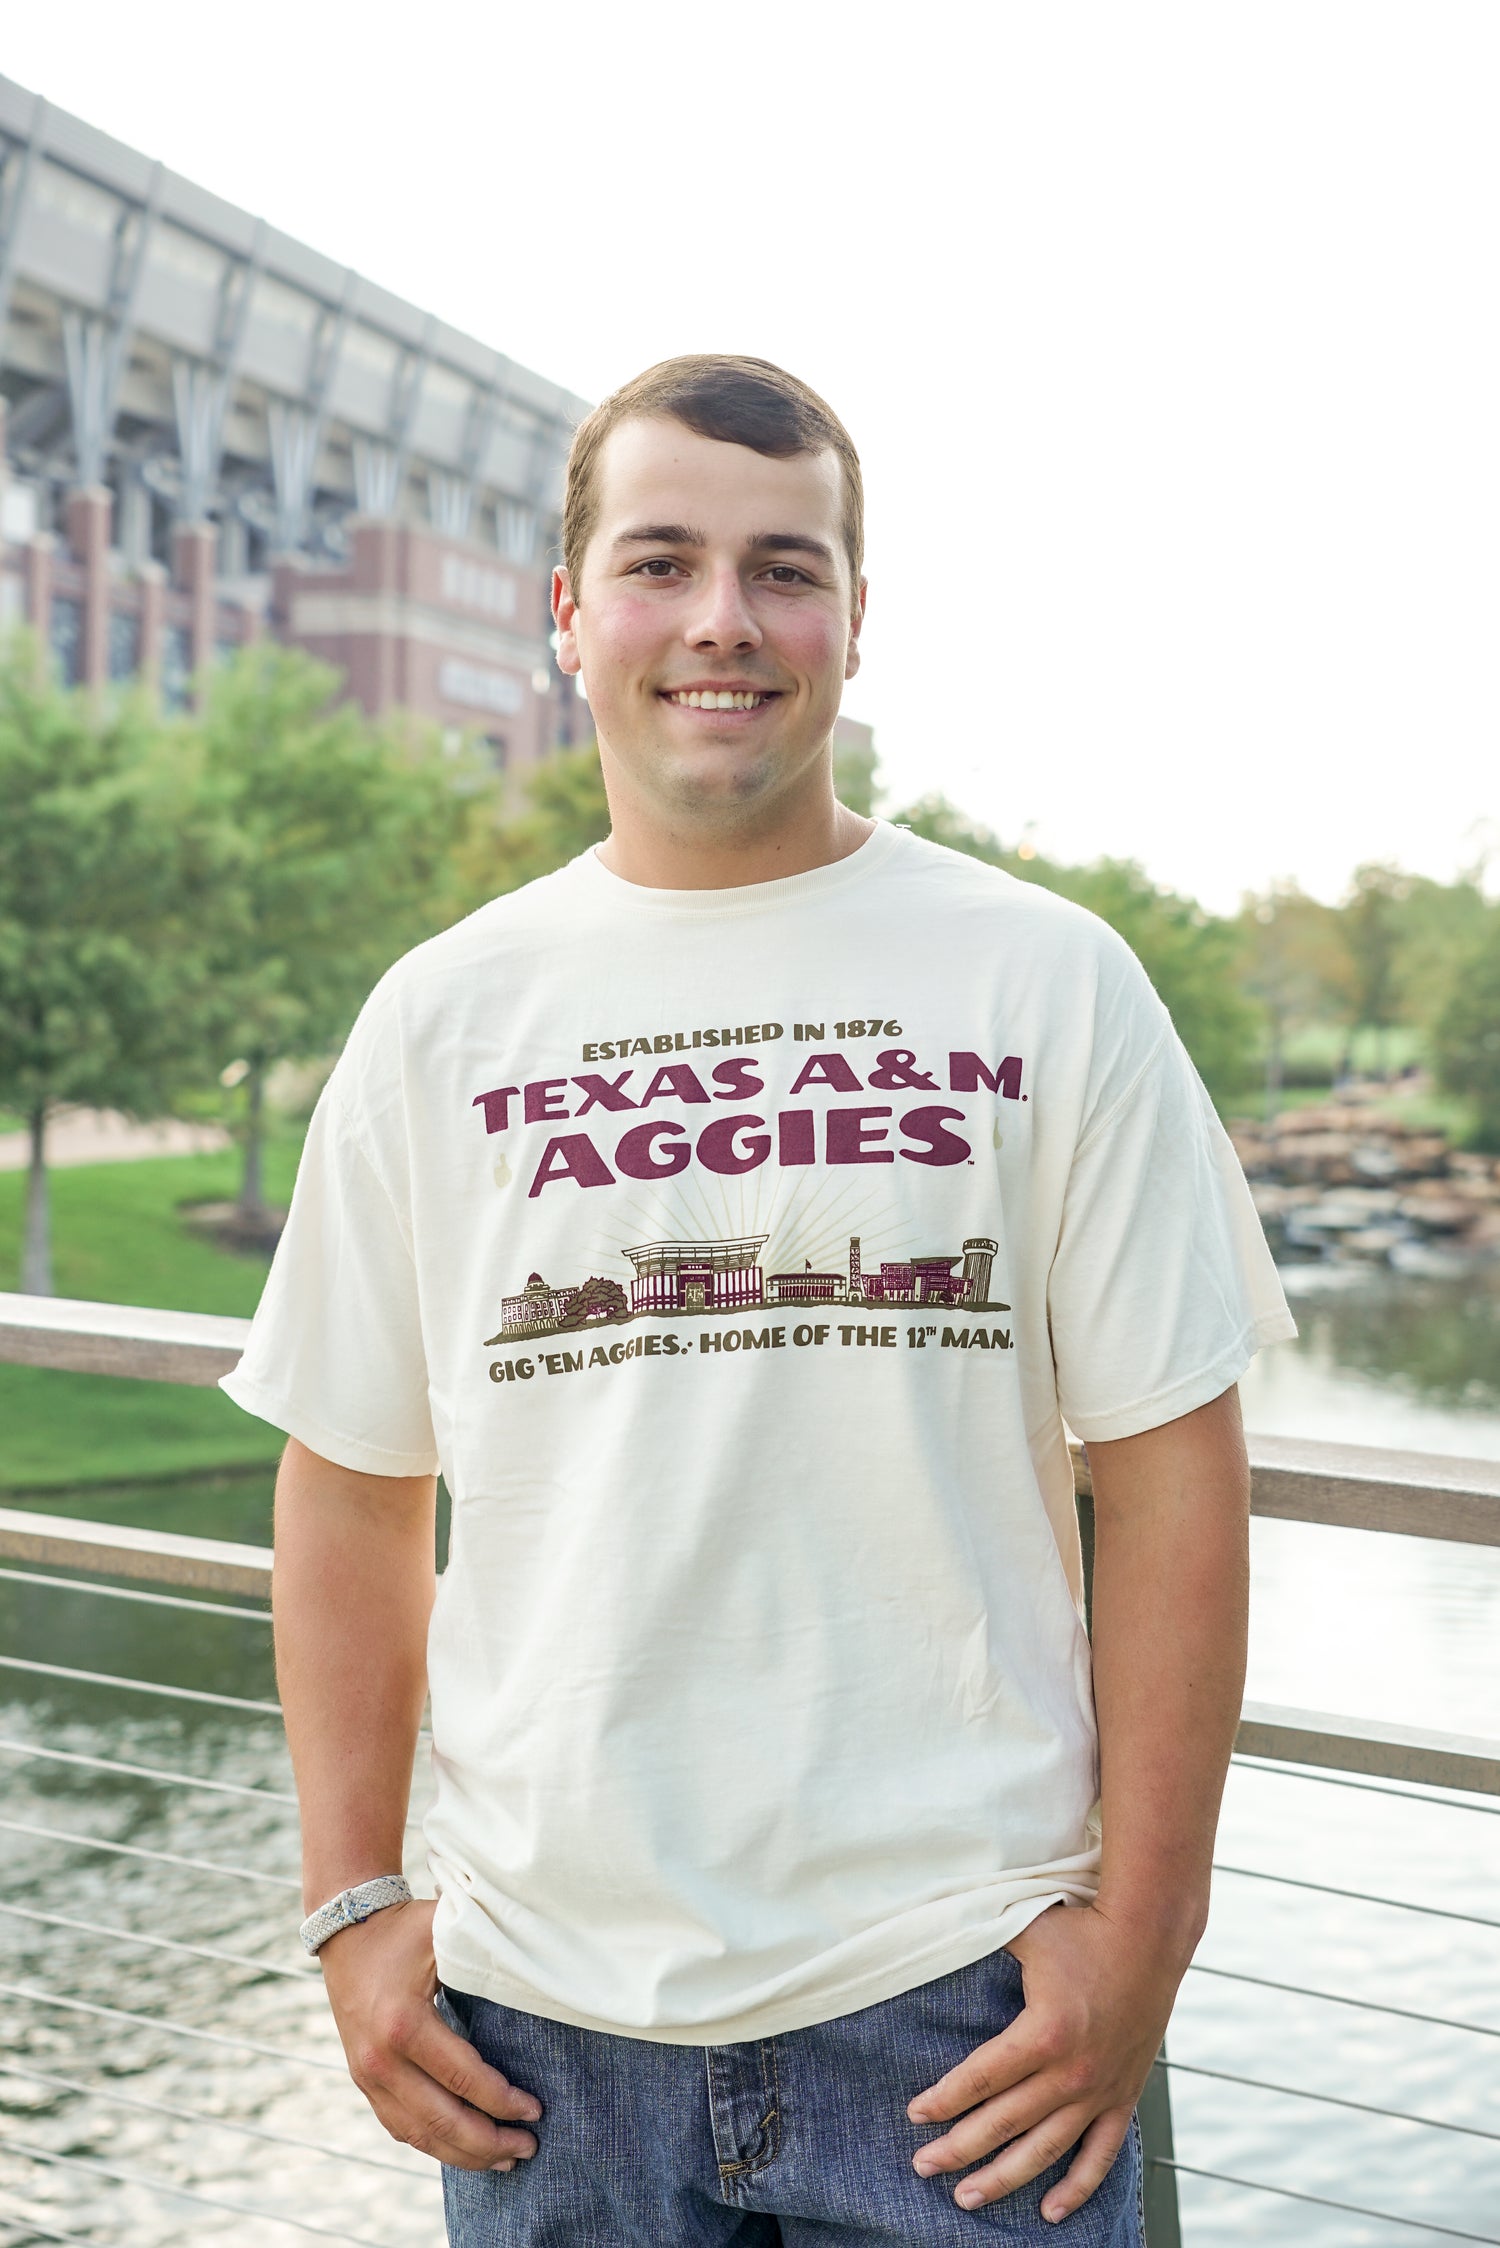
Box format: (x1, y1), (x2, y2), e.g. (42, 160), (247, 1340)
(990, 1942), (1027, 2017)
(435, 1981), (472, 2038)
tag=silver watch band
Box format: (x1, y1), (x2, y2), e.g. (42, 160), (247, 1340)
(300, 1874), (414, 1956)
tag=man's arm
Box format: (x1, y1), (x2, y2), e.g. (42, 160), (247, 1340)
(907, 1384), (1250, 2217)
(274, 1436), (540, 2170)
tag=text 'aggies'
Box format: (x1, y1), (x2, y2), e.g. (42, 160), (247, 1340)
(470, 1047), (1025, 1199)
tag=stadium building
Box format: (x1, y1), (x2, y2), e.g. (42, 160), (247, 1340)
(0, 75), (589, 769)
(622, 1237), (768, 1317)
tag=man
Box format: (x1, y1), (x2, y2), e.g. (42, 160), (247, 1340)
(225, 354), (1293, 2244)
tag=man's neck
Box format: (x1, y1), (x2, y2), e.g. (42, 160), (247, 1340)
(594, 791), (876, 892)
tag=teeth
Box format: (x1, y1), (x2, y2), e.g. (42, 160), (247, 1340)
(670, 690), (768, 710)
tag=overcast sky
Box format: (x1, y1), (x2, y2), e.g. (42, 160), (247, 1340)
(7, 3), (1497, 911)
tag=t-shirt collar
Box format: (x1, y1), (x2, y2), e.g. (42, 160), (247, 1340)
(566, 818), (906, 918)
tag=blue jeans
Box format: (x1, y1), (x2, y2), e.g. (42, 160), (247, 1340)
(438, 1947), (1144, 2244)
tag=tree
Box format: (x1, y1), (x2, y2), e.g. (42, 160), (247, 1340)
(1390, 873), (1489, 1043)
(1432, 908), (1500, 1149)
(1236, 882), (1347, 1118)
(0, 641), (225, 1292)
(454, 740), (614, 904)
(1338, 862), (1407, 1076)
(558, 1276), (630, 1328)
(198, 647), (479, 1227)
(893, 794), (1257, 1101)
(833, 729), (878, 817)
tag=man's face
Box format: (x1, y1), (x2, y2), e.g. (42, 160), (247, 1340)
(553, 416), (865, 830)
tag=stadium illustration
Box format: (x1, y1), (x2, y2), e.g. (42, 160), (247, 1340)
(484, 1233), (1006, 1344)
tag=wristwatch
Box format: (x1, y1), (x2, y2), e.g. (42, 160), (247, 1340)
(300, 1874), (414, 1956)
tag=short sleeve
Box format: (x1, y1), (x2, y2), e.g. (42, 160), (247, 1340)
(1047, 1030), (1296, 1442)
(219, 1087), (440, 1477)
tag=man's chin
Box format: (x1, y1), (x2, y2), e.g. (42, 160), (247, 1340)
(638, 744), (800, 825)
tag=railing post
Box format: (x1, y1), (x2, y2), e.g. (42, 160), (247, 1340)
(1139, 2046), (1182, 2246)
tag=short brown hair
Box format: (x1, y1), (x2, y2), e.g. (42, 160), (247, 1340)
(561, 354), (864, 603)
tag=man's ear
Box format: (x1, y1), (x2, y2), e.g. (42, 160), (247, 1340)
(844, 578), (868, 682)
(552, 566), (581, 675)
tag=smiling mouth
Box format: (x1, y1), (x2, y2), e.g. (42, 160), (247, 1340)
(660, 688), (779, 712)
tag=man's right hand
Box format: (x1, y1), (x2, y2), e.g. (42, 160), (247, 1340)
(318, 1897), (542, 2171)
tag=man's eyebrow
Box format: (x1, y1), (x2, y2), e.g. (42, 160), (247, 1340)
(612, 523), (706, 549)
(608, 525), (837, 566)
(748, 532), (837, 565)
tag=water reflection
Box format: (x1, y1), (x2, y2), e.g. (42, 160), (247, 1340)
(1242, 1264), (1500, 1460)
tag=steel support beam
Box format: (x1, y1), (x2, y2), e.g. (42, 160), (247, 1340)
(0, 93), (47, 348)
(61, 158), (164, 487)
(170, 360), (228, 522)
(352, 437), (401, 517)
(166, 215), (265, 520)
(427, 469), (473, 538)
(264, 264), (354, 550)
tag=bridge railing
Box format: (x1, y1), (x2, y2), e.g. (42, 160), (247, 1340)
(1, 1290), (1498, 2246)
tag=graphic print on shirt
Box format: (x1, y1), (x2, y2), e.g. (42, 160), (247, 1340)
(484, 1229), (1009, 1344)
(472, 1027), (1024, 1365)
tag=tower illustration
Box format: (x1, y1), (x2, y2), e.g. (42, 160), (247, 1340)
(962, 1237), (998, 1306)
(848, 1235), (864, 1302)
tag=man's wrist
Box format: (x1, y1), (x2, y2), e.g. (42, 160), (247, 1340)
(1091, 1880), (1209, 1969)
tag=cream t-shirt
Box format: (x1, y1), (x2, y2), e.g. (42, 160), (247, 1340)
(223, 821), (1294, 2041)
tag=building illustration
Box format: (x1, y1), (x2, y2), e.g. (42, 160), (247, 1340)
(840, 1234), (1000, 1309)
(485, 1232), (1005, 1346)
(623, 1237), (767, 1315)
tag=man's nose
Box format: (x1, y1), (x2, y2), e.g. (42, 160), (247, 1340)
(686, 567), (761, 651)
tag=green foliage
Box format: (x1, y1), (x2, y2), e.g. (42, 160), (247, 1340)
(199, 646), (478, 1070)
(833, 730), (879, 818)
(892, 793), (1257, 1100)
(0, 639), (231, 1287)
(1432, 906), (1500, 1148)
(0, 643), (224, 1123)
(1233, 883), (1351, 1112)
(194, 646), (486, 1211)
(496, 739), (614, 887)
(1236, 885), (1348, 1032)
(1391, 873), (1490, 1031)
(1338, 862), (1408, 1052)
(454, 740), (614, 899)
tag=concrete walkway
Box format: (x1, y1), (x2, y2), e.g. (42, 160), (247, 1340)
(0, 1108), (230, 1171)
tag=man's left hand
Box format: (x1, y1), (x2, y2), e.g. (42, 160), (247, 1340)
(906, 1901), (1183, 2220)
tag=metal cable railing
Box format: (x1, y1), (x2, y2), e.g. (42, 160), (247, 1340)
(0, 1730), (301, 1802)
(0, 1734), (425, 1828)
(0, 1811), (301, 1888)
(1230, 1753), (1500, 1815)
(0, 2058), (430, 2181)
(1211, 1859), (1500, 1930)
(0, 1560), (272, 1620)
(0, 1979), (350, 2072)
(0, 2198), (103, 2248)
(0, 1651), (282, 1713)
(0, 1898), (319, 1980)
(1159, 2058), (1500, 2145)
(1, 2139), (402, 2248)
(1151, 2159), (1500, 2245)
(1186, 1959), (1500, 2039)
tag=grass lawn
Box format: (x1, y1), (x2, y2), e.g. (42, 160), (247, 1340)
(0, 1136), (304, 1490)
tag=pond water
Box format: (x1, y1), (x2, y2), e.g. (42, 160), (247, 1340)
(1, 1266), (1497, 2245)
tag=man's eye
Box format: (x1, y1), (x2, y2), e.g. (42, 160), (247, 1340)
(764, 565), (808, 585)
(634, 558), (682, 578)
